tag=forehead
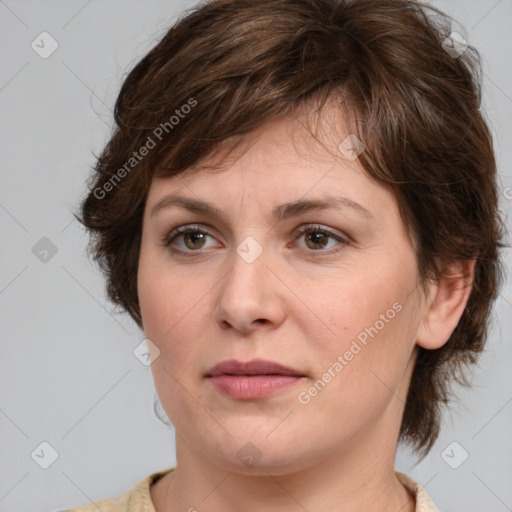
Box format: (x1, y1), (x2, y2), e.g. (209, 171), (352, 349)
(150, 117), (409, 235)
(148, 109), (386, 208)
(188, 104), (360, 175)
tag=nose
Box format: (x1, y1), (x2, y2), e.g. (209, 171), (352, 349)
(213, 242), (287, 335)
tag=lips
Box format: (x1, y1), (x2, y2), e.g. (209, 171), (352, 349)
(205, 359), (306, 400)
(206, 358), (304, 378)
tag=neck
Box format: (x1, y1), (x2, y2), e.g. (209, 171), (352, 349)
(152, 428), (415, 512)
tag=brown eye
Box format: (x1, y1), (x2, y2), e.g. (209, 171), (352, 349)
(292, 224), (349, 256)
(305, 231), (330, 250)
(183, 231), (207, 250)
(162, 225), (218, 254)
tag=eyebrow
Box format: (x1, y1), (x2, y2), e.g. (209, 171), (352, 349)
(150, 193), (374, 222)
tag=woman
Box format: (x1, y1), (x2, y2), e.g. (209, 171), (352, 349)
(66, 0), (505, 510)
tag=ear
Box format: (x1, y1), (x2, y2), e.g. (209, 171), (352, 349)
(416, 258), (476, 350)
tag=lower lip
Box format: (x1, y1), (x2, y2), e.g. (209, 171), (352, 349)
(209, 375), (303, 399)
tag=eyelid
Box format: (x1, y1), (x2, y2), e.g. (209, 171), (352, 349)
(291, 223), (349, 243)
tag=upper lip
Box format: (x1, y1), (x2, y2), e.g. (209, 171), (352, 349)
(206, 359), (305, 377)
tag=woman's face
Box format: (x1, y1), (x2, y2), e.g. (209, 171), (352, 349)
(137, 112), (429, 474)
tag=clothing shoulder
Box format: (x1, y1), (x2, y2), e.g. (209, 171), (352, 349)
(58, 468), (438, 512)
(56, 468), (174, 512)
(395, 471), (440, 512)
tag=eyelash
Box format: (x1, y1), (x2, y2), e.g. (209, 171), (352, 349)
(161, 223), (349, 258)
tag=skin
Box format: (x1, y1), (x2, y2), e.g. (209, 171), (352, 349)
(137, 107), (475, 512)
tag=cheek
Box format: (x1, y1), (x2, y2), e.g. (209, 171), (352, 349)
(140, 270), (210, 423)
(139, 253), (194, 339)
(138, 263), (213, 376)
(304, 271), (417, 393)
(307, 272), (404, 350)
(296, 308), (416, 435)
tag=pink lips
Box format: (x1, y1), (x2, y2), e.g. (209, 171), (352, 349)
(206, 359), (305, 400)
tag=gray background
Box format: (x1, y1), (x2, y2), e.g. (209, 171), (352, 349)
(0, 1), (510, 511)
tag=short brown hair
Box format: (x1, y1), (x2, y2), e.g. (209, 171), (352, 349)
(74, 0), (506, 457)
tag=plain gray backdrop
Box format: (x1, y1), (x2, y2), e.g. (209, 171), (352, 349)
(0, 1), (511, 511)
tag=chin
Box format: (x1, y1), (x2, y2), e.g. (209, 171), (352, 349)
(202, 427), (312, 475)
(217, 446), (312, 477)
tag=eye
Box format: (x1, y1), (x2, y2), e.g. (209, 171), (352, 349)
(161, 224), (220, 254)
(161, 223), (349, 258)
(291, 224), (348, 255)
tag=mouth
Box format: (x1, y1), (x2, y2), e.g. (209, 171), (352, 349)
(205, 359), (306, 400)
